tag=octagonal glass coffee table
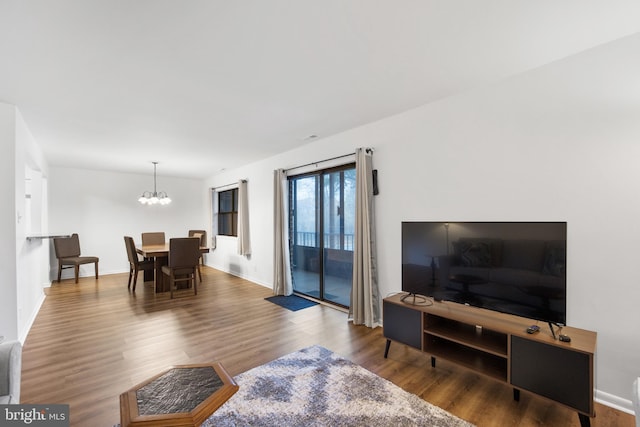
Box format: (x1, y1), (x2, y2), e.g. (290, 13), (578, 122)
(120, 363), (238, 426)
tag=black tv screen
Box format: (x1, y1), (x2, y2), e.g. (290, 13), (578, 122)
(402, 221), (567, 325)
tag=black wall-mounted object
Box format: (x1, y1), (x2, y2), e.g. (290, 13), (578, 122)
(372, 169), (379, 195)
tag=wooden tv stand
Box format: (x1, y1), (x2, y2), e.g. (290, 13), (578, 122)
(383, 293), (597, 427)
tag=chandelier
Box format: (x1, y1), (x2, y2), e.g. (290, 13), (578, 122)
(138, 162), (171, 205)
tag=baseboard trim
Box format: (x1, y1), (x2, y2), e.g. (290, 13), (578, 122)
(205, 262), (270, 289)
(19, 290), (46, 344)
(596, 389), (634, 415)
(53, 267), (128, 284)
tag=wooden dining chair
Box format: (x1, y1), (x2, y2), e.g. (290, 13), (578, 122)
(141, 232), (165, 246)
(161, 237), (201, 299)
(141, 232), (166, 279)
(53, 233), (99, 283)
(188, 229), (207, 282)
(123, 236), (154, 291)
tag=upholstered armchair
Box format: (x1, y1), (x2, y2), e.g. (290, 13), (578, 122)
(0, 340), (22, 404)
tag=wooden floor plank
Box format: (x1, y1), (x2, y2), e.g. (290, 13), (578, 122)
(21, 267), (634, 427)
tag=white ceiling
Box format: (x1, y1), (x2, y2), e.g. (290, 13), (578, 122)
(1, 1), (639, 179)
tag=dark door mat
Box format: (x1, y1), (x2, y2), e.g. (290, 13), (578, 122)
(265, 295), (319, 311)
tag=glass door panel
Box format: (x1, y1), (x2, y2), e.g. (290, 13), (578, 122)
(290, 175), (321, 298)
(290, 165), (355, 308)
(322, 170), (354, 306)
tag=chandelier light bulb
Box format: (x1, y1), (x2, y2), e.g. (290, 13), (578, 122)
(139, 162), (171, 205)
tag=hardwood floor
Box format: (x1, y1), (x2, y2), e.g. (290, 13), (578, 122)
(21, 267), (634, 427)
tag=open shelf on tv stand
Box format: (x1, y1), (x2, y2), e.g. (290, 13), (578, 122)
(383, 293), (597, 427)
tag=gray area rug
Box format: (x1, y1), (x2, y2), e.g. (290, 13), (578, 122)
(203, 345), (474, 427)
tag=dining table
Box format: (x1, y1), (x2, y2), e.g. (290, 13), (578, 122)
(136, 243), (210, 293)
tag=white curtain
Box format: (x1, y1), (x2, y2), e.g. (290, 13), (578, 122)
(349, 148), (381, 327)
(237, 180), (251, 255)
(273, 169), (293, 296)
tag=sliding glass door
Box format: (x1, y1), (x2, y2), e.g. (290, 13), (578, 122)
(289, 165), (355, 307)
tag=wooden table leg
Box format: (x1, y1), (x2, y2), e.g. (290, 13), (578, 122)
(143, 264), (154, 282)
(154, 257), (167, 293)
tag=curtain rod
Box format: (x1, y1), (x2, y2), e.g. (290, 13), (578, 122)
(212, 179), (246, 191)
(284, 148), (373, 172)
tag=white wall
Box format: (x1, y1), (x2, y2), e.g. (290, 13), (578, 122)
(0, 103), (18, 341)
(0, 103), (50, 342)
(205, 33), (640, 410)
(15, 109), (50, 342)
(48, 167), (206, 279)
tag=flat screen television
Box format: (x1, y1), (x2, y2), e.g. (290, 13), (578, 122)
(402, 221), (567, 325)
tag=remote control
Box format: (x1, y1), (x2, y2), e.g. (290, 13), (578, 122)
(526, 325), (540, 334)
(559, 334), (571, 342)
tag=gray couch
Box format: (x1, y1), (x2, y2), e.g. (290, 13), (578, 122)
(0, 340), (22, 404)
